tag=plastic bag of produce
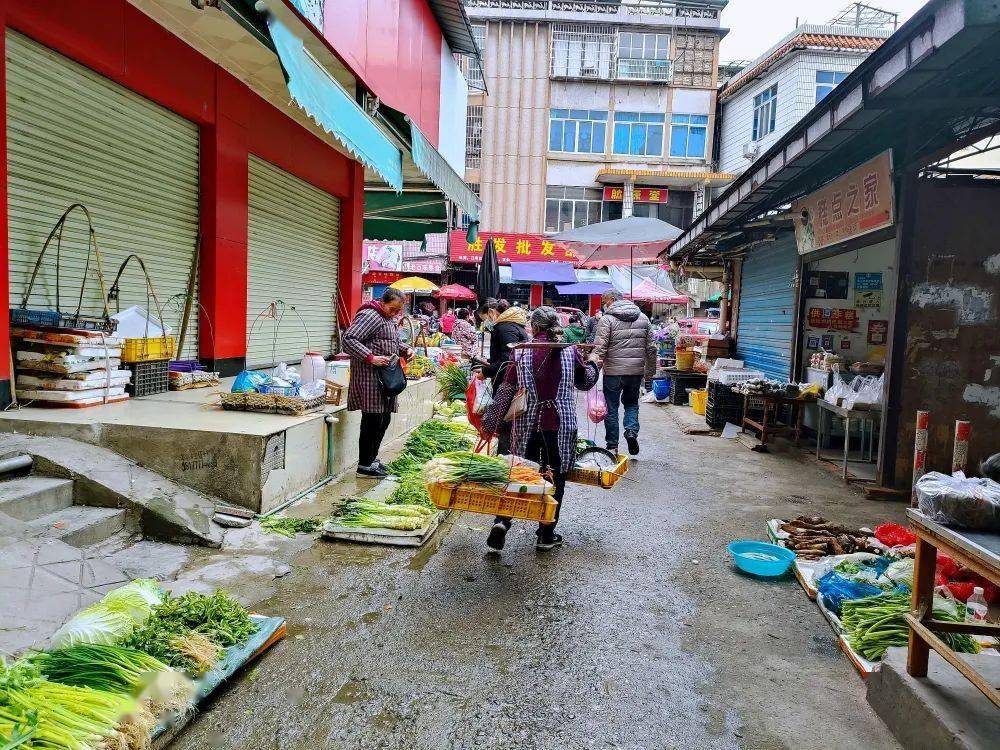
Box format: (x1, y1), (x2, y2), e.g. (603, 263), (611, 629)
(586, 387), (608, 424)
(232, 369), (267, 393)
(468, 376), (492, 415)
(915, 471), (1000, 532)
(817, 571), (884, 616)
(824, 371), (851, 406)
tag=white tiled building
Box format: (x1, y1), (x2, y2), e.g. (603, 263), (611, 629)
(716, 25), (889, 179)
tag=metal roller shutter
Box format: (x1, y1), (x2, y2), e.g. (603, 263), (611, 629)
(247, 156), (341, 368)
(735, 235), (799, 382)
(6, 31), (200, 358)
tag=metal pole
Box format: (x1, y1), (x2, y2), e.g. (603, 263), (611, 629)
(911, 410), (929, 506)
(952, 420), (971, 475)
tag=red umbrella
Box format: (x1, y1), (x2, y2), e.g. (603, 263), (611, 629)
(434, 283), (477, 301)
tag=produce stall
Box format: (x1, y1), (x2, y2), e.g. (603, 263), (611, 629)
(0, 580), (284, 749)
(757, 512), (998, 679)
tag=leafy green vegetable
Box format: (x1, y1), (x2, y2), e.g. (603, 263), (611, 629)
(387, 474), (432, 508)
(437, 364), (469, 401)
(32, 644), (171, 695)
(333, 497), (432, 531)
(143, 591), (257, 648)
(260, 516), (326, 537)
(50, 604), (138, 650)
(842, 591), (980, 661)
(424, 451), (509, 486)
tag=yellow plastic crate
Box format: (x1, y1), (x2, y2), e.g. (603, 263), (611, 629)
(427, 482), (558, 523)
(120, 336), (176, 363)
(567, 454), (629, 489)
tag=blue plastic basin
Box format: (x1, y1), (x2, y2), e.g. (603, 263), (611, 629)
(727, 540), (796, 577)
(651, 378), (670, 400)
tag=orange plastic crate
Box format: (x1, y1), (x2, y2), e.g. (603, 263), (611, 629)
(567, 454), (629, 489)
(121, 336), (176, 363)
(427, 482), (558, 523)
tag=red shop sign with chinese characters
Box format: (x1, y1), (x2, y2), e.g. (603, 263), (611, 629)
(807, 307), (860, 331)
(792, 150), (894, 254)
(601, 186), (669, 204)
(448, 230), (578, 265)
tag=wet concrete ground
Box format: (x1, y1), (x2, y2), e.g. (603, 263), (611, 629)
(172, 403), (905, 750)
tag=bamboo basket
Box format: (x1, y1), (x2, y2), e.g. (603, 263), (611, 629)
(426, 482), (558, 523)
(220, 391), (326, 416)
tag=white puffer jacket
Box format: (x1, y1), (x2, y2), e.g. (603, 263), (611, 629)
(591, 300), (656, 377)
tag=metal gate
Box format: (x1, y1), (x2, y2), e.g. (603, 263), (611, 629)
(246, 156), (341, 368)
(6, 31), (201, 357)
(735, 235), (799, 381)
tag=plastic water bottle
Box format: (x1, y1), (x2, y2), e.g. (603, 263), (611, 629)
(965, 587), (987, 622)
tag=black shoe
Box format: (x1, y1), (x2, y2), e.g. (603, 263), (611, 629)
(606, 443), (619, 453)
(625, 432), (639, 456)
(486, 522), (509, 551)
(536, 533), (563, 551)
(357, 463), (388, 478)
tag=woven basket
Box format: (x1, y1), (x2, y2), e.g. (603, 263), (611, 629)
(220, 392), (326, 416)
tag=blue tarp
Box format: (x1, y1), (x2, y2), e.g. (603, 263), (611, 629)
(510, 261), (577, 283)
(267, 17), (403, 191)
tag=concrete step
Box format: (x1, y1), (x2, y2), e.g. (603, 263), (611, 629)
(27, 505), (127, 548)
(0, 476), (74, 521)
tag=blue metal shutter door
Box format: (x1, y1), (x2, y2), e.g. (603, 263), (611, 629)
(735, 235), (798, 381)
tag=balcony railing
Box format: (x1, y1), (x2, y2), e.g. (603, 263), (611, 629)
(615, 57), (671, 81)
(465, 0), (722, 19)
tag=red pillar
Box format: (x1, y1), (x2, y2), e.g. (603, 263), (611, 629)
(529, 283), (543, 308)
(589, 294), (601, 315)
(338, 161), (365, 325)
(199, 111), (249, 375)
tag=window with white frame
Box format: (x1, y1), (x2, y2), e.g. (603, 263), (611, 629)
(466, 104), (483, 169)
(551, 25), (614, 80)
(669, 114), (708, 158)
(549, 109), (608, 154)
(616, 31), (671, 81)
(815, 70), (848, 103)
(467, 24), (486, 91)
(544, 186), (603, 233)
(612, 112), (665, 157)
(752, 85), (777, 141)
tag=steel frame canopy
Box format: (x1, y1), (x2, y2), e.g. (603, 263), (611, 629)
(668, 0), (1000, 265)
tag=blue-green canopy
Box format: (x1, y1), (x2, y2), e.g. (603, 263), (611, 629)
(267, 16), (403, 191)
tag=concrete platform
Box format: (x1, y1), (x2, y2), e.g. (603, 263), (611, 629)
(867, 646), (1000, 750)
(0, 376), (439, 513)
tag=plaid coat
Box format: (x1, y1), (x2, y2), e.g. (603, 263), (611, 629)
(343, 304), (409, 413)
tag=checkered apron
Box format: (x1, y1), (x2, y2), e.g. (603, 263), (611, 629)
(509, 347), (578, 472)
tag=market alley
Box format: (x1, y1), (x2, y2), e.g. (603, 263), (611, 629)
(172, 402), (905, 750)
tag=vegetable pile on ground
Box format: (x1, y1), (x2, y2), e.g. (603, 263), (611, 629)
(436, 364), (469, 401)
(0, 578), (260, 749)
(260, 516), (326, 538)
(332, 497), (433, 531)
(424, 451), (511, 487)
(779, 516), (882, 559)
(123, 591), (258, 676)
(841, 591), (979, 661)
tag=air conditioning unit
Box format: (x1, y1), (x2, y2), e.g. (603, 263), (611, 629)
(742, 142), (759, 160)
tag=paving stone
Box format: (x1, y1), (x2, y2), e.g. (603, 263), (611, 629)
(45, 558), (129, 589)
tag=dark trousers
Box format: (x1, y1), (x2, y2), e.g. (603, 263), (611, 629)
(496, 430), (569, 536)
(603, 374), (642, 447)
(359, 411), (392, 467)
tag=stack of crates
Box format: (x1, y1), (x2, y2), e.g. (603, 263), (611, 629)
(705, 381), (744, 429)
(121, 336), (175, 397)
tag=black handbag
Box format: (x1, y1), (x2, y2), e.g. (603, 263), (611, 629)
(375, 359), (408, 398)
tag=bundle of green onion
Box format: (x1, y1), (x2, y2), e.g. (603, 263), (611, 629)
(392, 420), (474, 465)
(423, 451), (509, 486)
(0, 658), (150, 750)
(841, 591), (980, 661)
(334, 497), (433, 531)
(436, 364), (469, 401)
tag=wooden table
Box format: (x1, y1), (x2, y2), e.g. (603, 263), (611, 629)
(740, 393), (808, 447)
(906, 509), (1000, 709)
(815, 400), (881, 483)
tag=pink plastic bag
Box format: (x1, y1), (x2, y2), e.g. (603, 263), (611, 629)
(587, 387), (608, 424)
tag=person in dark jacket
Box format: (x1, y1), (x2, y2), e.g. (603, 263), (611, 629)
(480, 306), (599, 551)
(482, 303), (529, 381)
(342, 288), (413, 477)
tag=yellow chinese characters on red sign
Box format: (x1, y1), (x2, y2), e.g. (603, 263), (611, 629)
(792, 150), (894, 254)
